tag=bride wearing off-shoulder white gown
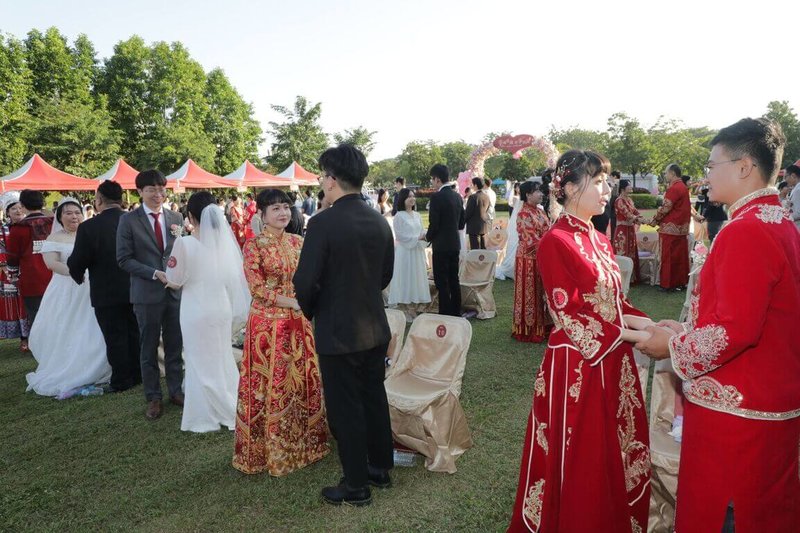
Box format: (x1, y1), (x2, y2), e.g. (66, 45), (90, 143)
(27, 200), (109, 397)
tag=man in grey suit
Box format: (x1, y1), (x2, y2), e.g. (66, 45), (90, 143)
(116, 170), (184, 420)
(465, 177), (491, 249)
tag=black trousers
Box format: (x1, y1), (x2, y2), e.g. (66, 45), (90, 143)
(468, 234), (485, 250)
(95, 304), (142, 391)
(432, 249), (461, 317)
(23, 296), (42, 328)
(318, 344), (394, 489)
(133, 299), (183, 401)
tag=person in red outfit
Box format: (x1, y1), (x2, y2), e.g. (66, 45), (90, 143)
(613, 179), (644, 284)
(651, 164), (691, 291)
(508, 150), (653, 533)
(637, 118), (800, 533)
(5, 190), (53, 327)
(512, 181), (551, 343)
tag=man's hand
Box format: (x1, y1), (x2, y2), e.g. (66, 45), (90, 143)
(635, 325), (673, 360)
(154, 270), (168, 285)
(656, 319), (684, 335)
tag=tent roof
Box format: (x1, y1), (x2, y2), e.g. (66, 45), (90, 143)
(94, 159), (158, 190)
(219, 160), (287, 188)
(165, 159), (229, 189)
(276, 161), (319, 186)
(0, 154), (96, 191)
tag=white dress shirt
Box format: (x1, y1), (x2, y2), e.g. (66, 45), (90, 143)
(142, 203), (168, 248)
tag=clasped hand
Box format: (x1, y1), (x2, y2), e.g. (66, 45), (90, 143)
(628, 318), (683, 360)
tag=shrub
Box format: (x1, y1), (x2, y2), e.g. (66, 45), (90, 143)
(630, 193), (659, 209)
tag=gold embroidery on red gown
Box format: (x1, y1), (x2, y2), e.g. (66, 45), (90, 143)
(512, 204), (552, 342)
(523, 479), (545, 528)
(536, 422), (548, 455)
(232, 231), (329, 475)
(617, 357), (650, 492)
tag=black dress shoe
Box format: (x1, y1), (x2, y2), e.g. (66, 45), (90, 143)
(102, 384), (120, 394)
(367, 465), (392, 489)
(321, 482), (372, 507)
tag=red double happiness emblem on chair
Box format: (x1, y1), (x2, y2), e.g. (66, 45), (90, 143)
(436, 325), (447, 338)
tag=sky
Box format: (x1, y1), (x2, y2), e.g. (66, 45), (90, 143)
(1, 0), (797, 161)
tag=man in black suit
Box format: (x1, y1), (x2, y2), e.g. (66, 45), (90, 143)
(68, 180), (141, 392)
(464, 177), (490, 249)
(294, 144), (395, 507)
(426, 164), (466, 316)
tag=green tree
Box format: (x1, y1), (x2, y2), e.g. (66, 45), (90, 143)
(368, 158), (402, 188)
(204, 68), (263, 174)
(605, 112), (653, 187)
(763, 100), (800, 168)
(397, 141), (443, 185)
(333, 126), (377, 158)
(547, 126), (609, 154)
(266, 96), (329, 173)
(441, 141), (473, 176)
(0, 34), (33, 174)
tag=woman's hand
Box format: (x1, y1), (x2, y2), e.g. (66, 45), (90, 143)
(656, 319), (684, 335)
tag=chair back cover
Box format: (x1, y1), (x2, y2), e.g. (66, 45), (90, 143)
(392, 314), (472, 395)
(384, 308), (408, 375)
(615, 255), (633, 296)
(459, 250), (497, 283)
(485, 228), (508, 251)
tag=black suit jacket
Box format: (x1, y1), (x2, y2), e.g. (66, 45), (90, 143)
(68, 207), (131, 307)
(294, 194), (394, 355)
(425, 184), (465, 253)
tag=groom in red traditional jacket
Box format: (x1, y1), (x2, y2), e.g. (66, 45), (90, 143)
(638, 118), (800, 532)
(651, 163), (691, 291)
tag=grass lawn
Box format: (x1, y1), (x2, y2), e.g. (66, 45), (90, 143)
(0, 282), (683, 532)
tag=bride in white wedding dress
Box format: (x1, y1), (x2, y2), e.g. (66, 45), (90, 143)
(166, 192), (250, 433)
(27, 198), (110, 397)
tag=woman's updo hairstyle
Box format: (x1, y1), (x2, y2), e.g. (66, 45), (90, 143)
(187, 191), (216, 226)
(256, 188), (291, 211)
(552, 149), (611, 206)
(55, 200), (83, 224)
(619, 179), (631, 190)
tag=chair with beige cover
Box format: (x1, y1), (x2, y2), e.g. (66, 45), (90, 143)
(384, 313), (473, 473)
(485, 228), (508, 266)
(459, 249), (497, 319)
(384, 308), (408, 377)
(647, 358), (681, 533)
(615, 255), (633, 296)
(637, 231), (660, 286)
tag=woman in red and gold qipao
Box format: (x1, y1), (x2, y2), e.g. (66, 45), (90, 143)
(229, 195), (247, 248)
(232, 189), (329, 476)
(508, 150), (652, 533)
(512, 181), (552, 342)
(0, 193), (29, 351)
(612, 179), (643, 284)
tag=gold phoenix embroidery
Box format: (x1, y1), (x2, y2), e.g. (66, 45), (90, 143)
(671, 324), (729, 378)
(535, 422), (548, 455)
(583, 278), (617, 322)
(617, 357), (649, 492)
(523, 479), (545, 529)
(558, 311), (603, 359)
(534, 368), (546, 397)
(568, 360), (584, 402)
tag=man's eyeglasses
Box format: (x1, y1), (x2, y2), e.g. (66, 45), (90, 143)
(703, 159), (752, 176)
(142, 187), (167, 196)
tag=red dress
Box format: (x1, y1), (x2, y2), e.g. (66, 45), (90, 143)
(668, 189), (800, 532)
(229, 205), (247, 248)
(0, 225), (29, 339)
(512, 203), (551, 342)
(612, 196), (641, 284)
(508, 214), (650, 533)
(232, 231), (329, 475)
(652, 179), (690, 289)
(243, 201), (257, 241)
(5, 213), (53, 298)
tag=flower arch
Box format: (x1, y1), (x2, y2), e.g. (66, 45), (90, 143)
(457, 135), (559, 194)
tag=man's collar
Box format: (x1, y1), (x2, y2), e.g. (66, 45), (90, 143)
(438, 182), (455, 191)
(143, 203), (163, 216)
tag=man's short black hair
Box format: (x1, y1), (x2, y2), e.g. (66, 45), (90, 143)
(319, 144), (369, 192)
(20, 189), (44, 211)
(784, 164), (800, 179)
(135, 169), (167, 189)
(395, 177), (404, 185)
(471, 177), (484, 189)
(610, 170), (621, 179)
(711, 118), (786, 184)
(666, 164), (682, 177)
(429, 164), (449, 183)
(97, 180), (123, 203)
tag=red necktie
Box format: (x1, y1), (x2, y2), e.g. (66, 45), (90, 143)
(150, 212), (164, 253)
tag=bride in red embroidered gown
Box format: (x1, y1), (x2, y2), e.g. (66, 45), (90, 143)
(232, 189), (329, 476)
(612, 179), (644, 284)
(512, 182), (552, 342)
(508, 150), (652, 533)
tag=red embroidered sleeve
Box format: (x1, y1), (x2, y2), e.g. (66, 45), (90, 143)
(669, 222), (777, 379)
(538, 233), (624, 363)
(652, 186), (677, 224)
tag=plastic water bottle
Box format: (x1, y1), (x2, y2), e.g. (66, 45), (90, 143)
(79, 385), (104, 397)
(393, 449), (416, 467)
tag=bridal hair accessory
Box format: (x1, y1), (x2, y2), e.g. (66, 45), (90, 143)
(552, 156), (581, 199)
(57, 196), (81, 209)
